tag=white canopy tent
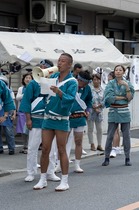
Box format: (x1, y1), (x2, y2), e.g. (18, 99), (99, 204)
(1, 32), (138, 129)
(0, 32), (130, 71)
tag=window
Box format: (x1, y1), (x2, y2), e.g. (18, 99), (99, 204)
(0, 14), (17, 31)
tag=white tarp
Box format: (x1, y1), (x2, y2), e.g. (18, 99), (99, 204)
(124, 55), (139, 90)
(0, 32), (130, 71)
(129, 57), (139, 90)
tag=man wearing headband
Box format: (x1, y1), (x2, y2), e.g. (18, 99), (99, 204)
(19, 59), (60, 183)
(69, 70), (92, 173)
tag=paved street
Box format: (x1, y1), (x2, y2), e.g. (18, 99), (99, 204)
(0, 129), (139, 174)
(0, 148), (139, 210)
(0, 129), (138, 210)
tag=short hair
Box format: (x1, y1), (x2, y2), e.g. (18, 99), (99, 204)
(78, 70), (92, 81)
(74, 63), (82, 70)
(61, 53), (73, 64)
(22, 73), (33, 86)
(92, 73), (101, 80)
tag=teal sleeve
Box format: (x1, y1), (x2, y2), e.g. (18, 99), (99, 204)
(0, 81), (15, 112)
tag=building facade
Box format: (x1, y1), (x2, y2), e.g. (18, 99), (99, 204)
(1, 0), (139, 54)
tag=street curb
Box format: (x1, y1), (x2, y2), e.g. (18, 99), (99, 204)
(0, 170), (11, 177)
(70, 151), (104, 162)
(0, 153), (99, 177)
(0, 145), (138, 177)
(0, 168), (29, 177)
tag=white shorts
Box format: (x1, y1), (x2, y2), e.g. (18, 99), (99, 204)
(72, 126), (85, 133)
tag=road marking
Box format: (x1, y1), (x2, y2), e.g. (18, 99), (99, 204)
(117, 201), (139, 210)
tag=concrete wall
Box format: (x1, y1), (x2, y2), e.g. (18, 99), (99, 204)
(74, 0), (139, 14)
(67, 7), (95, 35)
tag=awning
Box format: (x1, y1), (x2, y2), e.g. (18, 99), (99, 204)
(0, 32), (130, 71)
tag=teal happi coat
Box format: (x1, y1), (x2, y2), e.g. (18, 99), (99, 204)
(0, 80), (15, 113)
(104, 78), (134, 123)
(42, 72), (78, 131)
(70, 84), (92, 128)
(19, 80), (46, 128)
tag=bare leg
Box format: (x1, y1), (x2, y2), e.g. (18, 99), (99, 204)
(55, 131), (72, 173)
(56, 130), (69, 175)
(74, 132), (83, 160)
(40, 129), (55, 173)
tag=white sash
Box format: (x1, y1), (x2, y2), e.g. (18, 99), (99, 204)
(31, 77), (77, 112)
(75, 92), (87, 110)
(57, 77), (77, 88)
(31, 97), (43, 111)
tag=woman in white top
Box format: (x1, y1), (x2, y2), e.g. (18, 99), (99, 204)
(87, 73), (105, 151)
(16, 73), (33, 154)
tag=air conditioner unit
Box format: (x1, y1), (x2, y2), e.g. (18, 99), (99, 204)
(30, 0), (49, 23)
(58, 2), (66, 24)
(30, 0), (57, 24)
(133, 19), (139, 37)
(48, 1), (57, 23)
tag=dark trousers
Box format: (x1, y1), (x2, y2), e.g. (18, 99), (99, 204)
(0, 126), (15, 152)
(105, 122), (131, 159)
